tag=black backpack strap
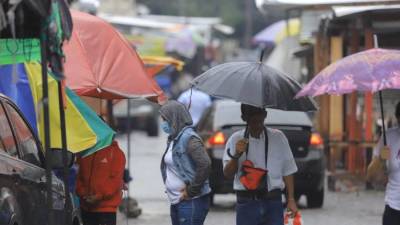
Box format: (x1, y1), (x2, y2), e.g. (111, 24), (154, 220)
(243, 126), (268, 165)
(242, 126), (268, 162)
(244, 125), (249, 160)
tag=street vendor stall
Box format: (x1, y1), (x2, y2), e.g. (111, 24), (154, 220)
(1, 1), (74, 225)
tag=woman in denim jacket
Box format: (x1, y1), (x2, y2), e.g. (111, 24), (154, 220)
(160, 100), (211, 225)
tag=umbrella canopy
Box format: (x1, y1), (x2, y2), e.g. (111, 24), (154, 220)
(191, 61), (317, 111)
(145, 74), (168, 105)
(296, 48), (400, 97)
(295, 47), (400, 147)
(253, 18), (300, 45)
(63, 10), (160, 99)
(140, 56), (184, 104)
(0, 62), (115, 155)
(141, 56), (184, 77)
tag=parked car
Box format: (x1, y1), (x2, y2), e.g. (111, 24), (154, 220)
(113, 99), (160, 137)
(0, 94), (81, 225)
(197, 100), (326, 208)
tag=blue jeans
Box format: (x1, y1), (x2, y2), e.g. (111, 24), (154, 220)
(170, 194), (210, 225)
(236, 196), (284, 225)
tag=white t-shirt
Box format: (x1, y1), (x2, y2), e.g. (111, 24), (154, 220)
(223, 128), (298, 191)
(177, 89), (212, 126)
(164, 141), (186, 205)
(373, 127), (400, 210)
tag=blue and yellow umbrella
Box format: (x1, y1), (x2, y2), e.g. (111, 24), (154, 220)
(0, 60), (115, 156)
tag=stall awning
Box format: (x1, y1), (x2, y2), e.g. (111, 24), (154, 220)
(257, 0), (399, 7)
(256, 0), (400, 11)
(332, 4), (400, 17)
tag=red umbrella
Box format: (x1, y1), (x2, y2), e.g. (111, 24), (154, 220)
(63, 10), (162, 100)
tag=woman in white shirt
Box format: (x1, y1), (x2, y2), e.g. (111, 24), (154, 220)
(159, 100), (211, 225)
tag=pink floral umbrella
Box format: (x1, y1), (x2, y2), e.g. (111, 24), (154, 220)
(296, 48), (400, 145)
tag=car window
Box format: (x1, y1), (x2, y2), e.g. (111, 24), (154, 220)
(0, 104), (18, 158)
(4, 103), (41, 167)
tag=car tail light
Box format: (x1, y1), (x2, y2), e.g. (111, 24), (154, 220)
(310, 133), (323, 148)
(208, 131), (226, 146)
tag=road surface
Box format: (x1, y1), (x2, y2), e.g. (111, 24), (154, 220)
(116, 131), (385, 225)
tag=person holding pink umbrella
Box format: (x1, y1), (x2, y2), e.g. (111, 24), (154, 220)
(367, 102), (400, 225)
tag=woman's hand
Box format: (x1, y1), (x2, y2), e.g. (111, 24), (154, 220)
(180, 187), (190, 201)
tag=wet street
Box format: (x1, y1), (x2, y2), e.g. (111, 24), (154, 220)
(116, 131), (385, 225)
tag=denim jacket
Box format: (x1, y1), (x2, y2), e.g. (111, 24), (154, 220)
(161, 126), (211, 197)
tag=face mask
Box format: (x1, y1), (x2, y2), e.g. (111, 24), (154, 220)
(161, 121), (172, 134)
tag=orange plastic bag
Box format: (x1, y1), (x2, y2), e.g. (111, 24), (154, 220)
(284, 211), (303, 225)
(239, 160), (267, 190)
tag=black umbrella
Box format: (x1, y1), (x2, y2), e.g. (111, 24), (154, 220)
(192, 53), (317, 111)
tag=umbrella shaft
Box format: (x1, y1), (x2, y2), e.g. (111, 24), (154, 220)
(378, 91), (387, 146)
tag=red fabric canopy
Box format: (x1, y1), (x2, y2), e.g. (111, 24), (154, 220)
(63, 10), (163, 100)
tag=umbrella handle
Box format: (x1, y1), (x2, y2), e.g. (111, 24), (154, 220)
(188, 88), (193, 110)
(244, 125), (250, 139)
(378, 91), (387, 146)
(373, 34), (379, 48)
(374, 35), (387, 146)
(259, 50), (265, 63)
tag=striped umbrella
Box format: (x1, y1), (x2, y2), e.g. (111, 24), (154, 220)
(0, 61), (115, 156)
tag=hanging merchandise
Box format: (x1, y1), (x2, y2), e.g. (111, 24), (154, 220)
(43, 0), (73, 80)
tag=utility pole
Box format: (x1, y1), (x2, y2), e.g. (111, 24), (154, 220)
(244, 0), (253, 48)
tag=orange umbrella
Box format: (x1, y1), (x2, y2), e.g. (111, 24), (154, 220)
(63, 10), (161, 100)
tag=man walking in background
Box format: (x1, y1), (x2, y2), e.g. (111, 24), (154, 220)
(178, 88), (212, 126)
